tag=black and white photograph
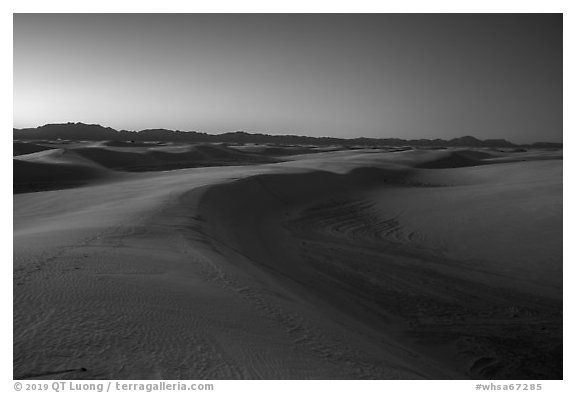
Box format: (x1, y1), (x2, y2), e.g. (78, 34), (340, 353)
(12, 10), (564, 382)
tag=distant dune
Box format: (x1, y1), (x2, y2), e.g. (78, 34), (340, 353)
(416, 150), (495, 168)
(13, 141), (56, 156)
(13, 141), (281, 192)
(13, 144), (562, 379)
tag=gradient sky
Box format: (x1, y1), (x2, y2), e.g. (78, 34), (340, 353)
(13, 14), (562, 143)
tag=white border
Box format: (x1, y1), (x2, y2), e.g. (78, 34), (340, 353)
(4, 2), (572, 391)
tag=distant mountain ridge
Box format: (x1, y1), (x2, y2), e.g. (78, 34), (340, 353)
(12, 122), (562, 148)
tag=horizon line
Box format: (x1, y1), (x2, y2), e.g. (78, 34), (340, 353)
(12, 121), (563, 145)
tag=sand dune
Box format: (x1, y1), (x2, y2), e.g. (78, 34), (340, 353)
(13, 141), (56, 156)
(226, 144), (355, 156)
(13, 149), (116, 193)
(416, 149), (495, 168)
(13, 147), (562, 379)
(69, 143), (277, 170)
(198, 153), (562, 379)
(13, 141), (279, 193)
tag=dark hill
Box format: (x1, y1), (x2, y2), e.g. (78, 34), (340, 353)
(13, 122), (558, 148)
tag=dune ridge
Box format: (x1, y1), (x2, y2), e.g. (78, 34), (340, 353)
(195, 156), (562, 379)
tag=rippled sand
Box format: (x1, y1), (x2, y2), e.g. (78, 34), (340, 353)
(14, 144), (562, 379)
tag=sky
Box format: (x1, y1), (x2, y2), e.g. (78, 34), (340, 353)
(13, 14), (562, 143)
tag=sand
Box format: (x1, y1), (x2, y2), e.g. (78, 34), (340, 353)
(13, 142), (562, 379)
